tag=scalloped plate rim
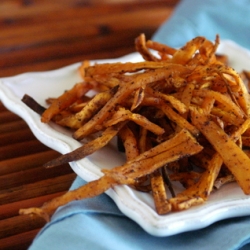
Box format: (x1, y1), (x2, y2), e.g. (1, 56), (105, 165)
(1, 40), (250, 237)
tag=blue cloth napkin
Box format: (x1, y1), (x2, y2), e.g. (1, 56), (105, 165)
(29, 0), (250, 249)
(152, 0), (250, 49)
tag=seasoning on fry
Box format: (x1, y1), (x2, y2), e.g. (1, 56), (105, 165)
(20, 34), (250, 221)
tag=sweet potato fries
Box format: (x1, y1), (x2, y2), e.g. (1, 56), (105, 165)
(20, 34), (250, 221)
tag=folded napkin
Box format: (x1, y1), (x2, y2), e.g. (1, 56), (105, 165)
(153, 0), (250, 49)
(29, 1), (250, 249)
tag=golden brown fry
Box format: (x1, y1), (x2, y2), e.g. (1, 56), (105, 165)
(56, 86), (118, 129)
(19, 175), (118, 222)
(85, 61), (176, 76)
(118, 125), (139, 161)
(21, 34), (250, 220)
(104, 107), (164, 136)
(193, 89), (245, 122)
(180, 153), (223, 200)
(200, 96), (215, 115)
(191, 108), (250, 194)
(79, 60), (90, 78)
(210, 107), (241, 126)
(170, 36), (206, 65)
(221, 67), (250, 116)
(180, 82), (196, 118)
(158, 100), (199, 136)
(73, 67), (190, 140)
(170, 196), (204, 212)
(176, 112), (250, 203)
(138, 127), (149, 154)
(151, 170), (171, 215)
(146, 87), (187, 114)
(131, 87), (145, 111)
(135, 33), (159, 62)
(141, 97), (199, 137)
(103, 129), (203, 183)
(41, 82), (92, 123)
(146, 39), (177, 57)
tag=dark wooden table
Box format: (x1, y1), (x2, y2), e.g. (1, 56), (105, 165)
(0, 1), (179, 249)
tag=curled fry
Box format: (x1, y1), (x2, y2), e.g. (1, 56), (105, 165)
(21, 34), (250, 220)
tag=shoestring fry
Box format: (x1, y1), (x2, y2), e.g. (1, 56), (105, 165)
(20, 34), (250, 221)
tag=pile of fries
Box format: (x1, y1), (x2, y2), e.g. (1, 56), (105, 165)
(20, 34), (250, 221)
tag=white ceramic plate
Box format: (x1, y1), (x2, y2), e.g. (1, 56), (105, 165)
(1, 40), (250, 237)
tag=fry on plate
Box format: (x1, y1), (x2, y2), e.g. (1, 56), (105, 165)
(20, 34), (250, 221)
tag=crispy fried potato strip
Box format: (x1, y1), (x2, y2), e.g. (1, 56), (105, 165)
(41, 82), (92, 123)
(20, 175), (117, 222)
(20, 34), (250, 220)
(151, 169), (172, 214)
